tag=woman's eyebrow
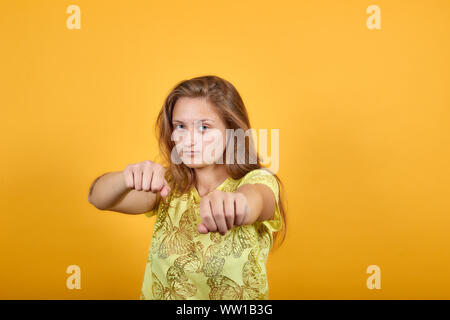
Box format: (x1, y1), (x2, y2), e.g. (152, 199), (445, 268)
(172, 119), (215, 123)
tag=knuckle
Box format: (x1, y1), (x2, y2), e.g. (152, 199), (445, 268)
(225, 211), (234, 218)
(208, 192), (217, 200)
(237, 192), (246, 201)
(200, 212), (210, 221)
(211, 190), (222, 197)
(133, 165), (141, 173)
(200, 199), (208, 209)
(157, 171), (166, 180)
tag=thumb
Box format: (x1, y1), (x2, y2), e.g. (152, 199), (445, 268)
(197, 223), (209, 234)
(160, 179), (171, 198)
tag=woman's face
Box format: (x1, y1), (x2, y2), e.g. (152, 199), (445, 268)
(171, 97), (227, 168)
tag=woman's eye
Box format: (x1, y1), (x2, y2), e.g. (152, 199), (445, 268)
(175, 124), (184, 129)
(200, 125), (209, 131)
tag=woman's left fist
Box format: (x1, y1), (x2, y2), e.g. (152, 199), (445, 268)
(197, 190), (250, 235)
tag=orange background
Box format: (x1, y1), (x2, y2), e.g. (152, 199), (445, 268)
(1, 0), (449, 299)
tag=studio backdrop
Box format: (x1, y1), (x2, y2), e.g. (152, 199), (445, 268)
(1, 0), (450, 299)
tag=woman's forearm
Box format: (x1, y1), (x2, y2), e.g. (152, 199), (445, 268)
(88, 171), (129, 210)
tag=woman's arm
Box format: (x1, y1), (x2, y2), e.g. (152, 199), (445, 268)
(88, 171), (158, 214)
(235, 183), (276, 224)
(88, 161), (170, 214)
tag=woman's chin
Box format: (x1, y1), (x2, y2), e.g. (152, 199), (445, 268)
(184, 164), (205, 169)
(181, 158), (206, 168)
(179, 154), (222, 168)
(181, 158), (219, 168)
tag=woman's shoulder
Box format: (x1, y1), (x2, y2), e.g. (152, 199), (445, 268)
(238, 168), (276, 183)
(236, 168), (279, 200)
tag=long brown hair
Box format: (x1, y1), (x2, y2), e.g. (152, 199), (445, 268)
(154, 75), (287, 249)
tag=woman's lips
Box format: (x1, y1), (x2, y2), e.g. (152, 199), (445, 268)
(184, 151), (201, 156)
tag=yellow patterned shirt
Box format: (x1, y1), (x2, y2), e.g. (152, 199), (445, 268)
(139, 168), (282, 300)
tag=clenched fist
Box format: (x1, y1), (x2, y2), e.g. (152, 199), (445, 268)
(197, 190), (250, 235)
(123, 160), (171, 197)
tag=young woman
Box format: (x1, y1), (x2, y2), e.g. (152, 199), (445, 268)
(88, 75), (287, 300)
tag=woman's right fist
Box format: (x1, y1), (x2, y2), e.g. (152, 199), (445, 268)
(123, 160), (171, 198)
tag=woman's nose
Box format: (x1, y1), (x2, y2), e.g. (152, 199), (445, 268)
(189, 127), (202, 146)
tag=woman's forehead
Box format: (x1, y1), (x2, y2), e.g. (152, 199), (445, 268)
(172, 97), (221, 122)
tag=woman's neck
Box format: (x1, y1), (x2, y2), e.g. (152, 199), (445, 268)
(194, 164), (229, 197)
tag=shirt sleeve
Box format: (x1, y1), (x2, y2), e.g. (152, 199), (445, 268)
(236, 168), (283, 234)
(144, 207), (158, 218)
